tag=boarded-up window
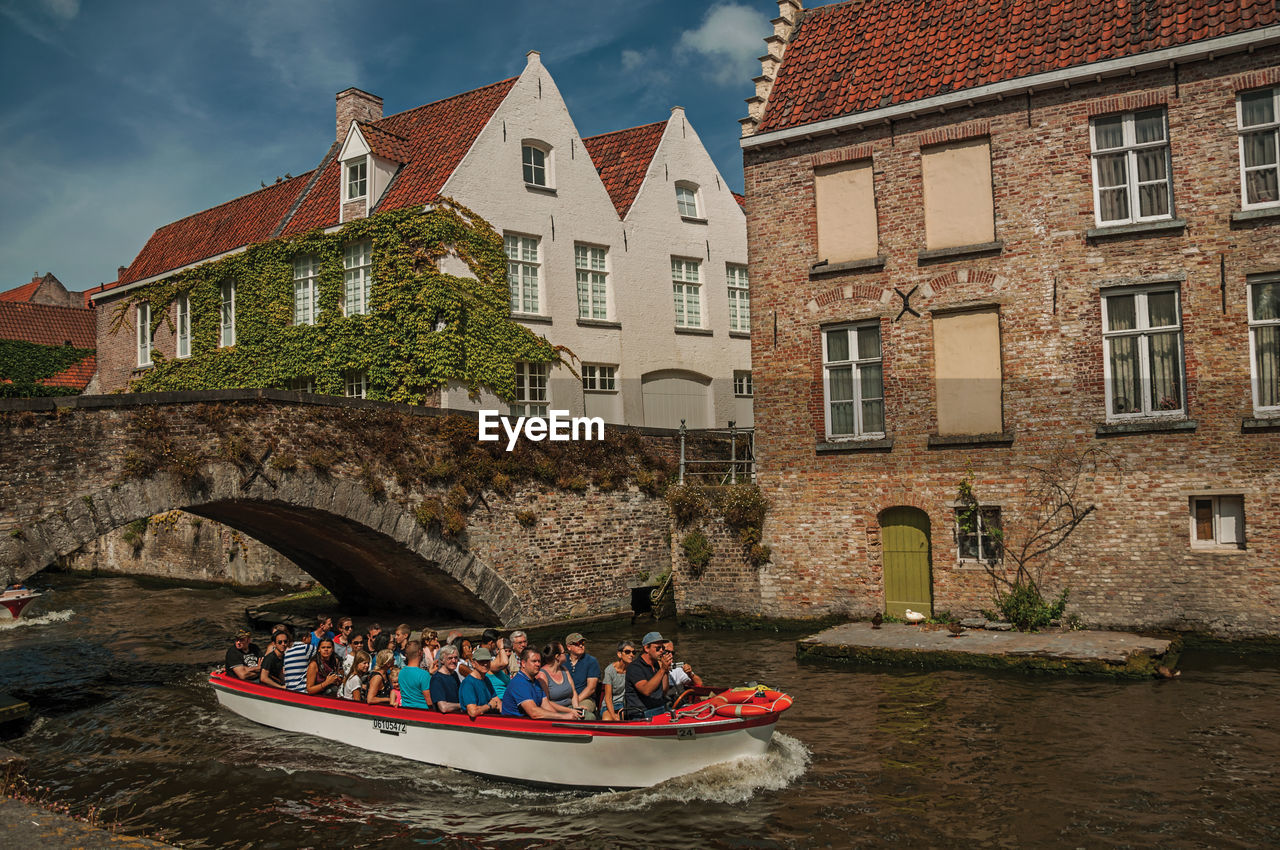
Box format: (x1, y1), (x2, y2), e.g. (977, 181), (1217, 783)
(921, 138), (995, 250)
(814, 160), (877, 263)
(933, 309), (1002, 435)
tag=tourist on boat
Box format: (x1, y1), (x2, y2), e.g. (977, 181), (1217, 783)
(506, 631), (528, 676)
(305, 638), (343, 696)
(308, 615), (333, 651)
(564, 633), (601, 719)
(391, 624), (411, 667)
(366, 623), (388, 652)
(459, 647), (503, 719)
(259, 628), (292, 689)
(340, 651), (370, 701)
(397, 641), (433, 710)
(500, 648), (581, 720)
(419, 628), (438, 665)
(333, 617), (355, 660)
(487, 640), (512, 698)
(537, 641), (591, 719)
(663, 639), (703, 702)
(624, 631), (672, 720)
(479, 628), (500, 654)
(283, 630), (317, 693)
(389, 667), (402, 706)
(600, 640), (635, 721)
(225, 629), (262, 681)
(365, 649), (395, 705)
(429, 644), (463, 713)
(454, 637), (474, 680)
(343, 632), (367, 675)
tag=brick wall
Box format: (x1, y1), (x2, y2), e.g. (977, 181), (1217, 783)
(743, 48), (1280, 636)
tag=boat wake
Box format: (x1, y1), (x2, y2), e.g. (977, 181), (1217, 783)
(0, 609), (74, 630)
(569, 731), (811, 810)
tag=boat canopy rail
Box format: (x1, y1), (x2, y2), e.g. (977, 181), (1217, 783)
(677, 421), (755, 485)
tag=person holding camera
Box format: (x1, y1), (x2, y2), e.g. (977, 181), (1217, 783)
(663, 639), (702, 703)
(624, 631), (671, 721)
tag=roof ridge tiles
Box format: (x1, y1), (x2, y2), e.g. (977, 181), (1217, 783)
(581, 119), (669, 143)
(374, 76), (520, 126)
(147, 170), (316, 230)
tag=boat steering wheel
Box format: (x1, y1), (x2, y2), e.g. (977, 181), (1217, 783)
(671, 689), (699, 710)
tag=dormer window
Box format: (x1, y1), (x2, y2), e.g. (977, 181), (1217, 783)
(522, 142), (551, 188)
(346, 159), (367, 200)
(676, 183), (701, 219)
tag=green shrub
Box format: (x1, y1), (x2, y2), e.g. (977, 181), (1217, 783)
(515, 510), (537, 528)
(994, 580), (1068, 631)
(681, 530), (713, 573)
(666, 484), (708, 527)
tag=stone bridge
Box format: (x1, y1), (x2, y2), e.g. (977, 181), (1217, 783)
(0, 390), (718, 627)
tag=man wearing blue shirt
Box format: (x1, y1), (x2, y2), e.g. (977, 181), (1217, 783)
(501, 648), (581, 720)
(564, 632), (601, 719)
(459, 647), (503, 718)
(397, 641), (432, 710)
(429, 644), (463, 713)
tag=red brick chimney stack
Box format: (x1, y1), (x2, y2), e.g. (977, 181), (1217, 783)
(336, 88), (383, 143)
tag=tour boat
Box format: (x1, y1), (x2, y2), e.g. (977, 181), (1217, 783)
(210, 671), (792, 789)
(0, 585), (41, 619)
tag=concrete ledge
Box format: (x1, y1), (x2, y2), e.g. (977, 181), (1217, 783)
(1242, 416), (1280, 432)
(729, 331), (751, 340)
(816, 437), (894, 454)
(674, 327), (713, 336)
(1230, 206), (1280, 224)
(510, 312), (552, 325)
(917, 240), (1004, 263)
(1086, 218), (1186, 240)
(1095, 418), (1197, 437)
(575, 318), (621, 330)
(797, 621), (1178, 679)
(927, 431), (1015, 448)
(810, 256), (887, 277)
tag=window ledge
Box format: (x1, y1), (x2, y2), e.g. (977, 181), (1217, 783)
(1242, 416), (1280, 432)
(576, 318), (621, 330)
(680, 215), (708, 225)
(583, 389), (618, 395)
(674, 326), (713, 336)
(927, 432), (1015, 448)
(1086, 218), (1186, 240)
(1188, 545), (1248, 555)
(1231, 206), (1280, 224)
(810, 256), (887, 277)
(816, 436), (894, 454)
(525, 183), (557, 195)
(729, 331), (751, 340)
(511, 312), (553, 325)
(1095, 418), (1197, 437)
(917, 240), (1004, 263)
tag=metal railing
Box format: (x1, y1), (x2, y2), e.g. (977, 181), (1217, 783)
(677, 420), (755, 485)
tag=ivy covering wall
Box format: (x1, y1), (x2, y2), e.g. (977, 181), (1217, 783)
(0, 339), (92, 397)
(113, 201), (561, 403)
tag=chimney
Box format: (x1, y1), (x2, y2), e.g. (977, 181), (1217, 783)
(117, 265), (127, 281)
(336, 88), (383, 143)
(741, 0), (803, 137)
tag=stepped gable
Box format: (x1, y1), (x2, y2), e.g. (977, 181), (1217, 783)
(282, 77), (517, 236)
(115, 172), (315, 287)
(757, 0), (1280, 134)
(581, 120), (667, 218)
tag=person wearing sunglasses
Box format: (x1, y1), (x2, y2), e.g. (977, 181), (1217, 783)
(600, 640), (635, 721)
(259, 627), (293, 689)
(563, 633), (600, 720)
(332, 617), (355, 661)
(343, 632), (367, 675)
(225, 629), (262, 681)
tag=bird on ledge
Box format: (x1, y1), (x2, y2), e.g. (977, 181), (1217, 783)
(871, 612), (883, 629)
(904, 609), (926, 624)
(948, 620), (966, 637)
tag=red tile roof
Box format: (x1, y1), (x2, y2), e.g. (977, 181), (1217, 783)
(758, 0), (1280, 134)
(43, 354), (96, 390)
(358, 122), (412, 163)
(0, 280), (41, 302)
(582, 120), (668, 218)
(282, 77), (517, 236)
(116, 171), (315, 286)
(0, 301), (96, 348)
(732, 191), (746, 210)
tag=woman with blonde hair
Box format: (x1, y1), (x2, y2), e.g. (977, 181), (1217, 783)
(340, 650), (371, 701)
(365, 649), (395, 705)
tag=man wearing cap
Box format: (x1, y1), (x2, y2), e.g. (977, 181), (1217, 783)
(225, 630), (262, 681)
(624, 631), (672, 720)
(564, 632), (601, 719)
(459, 647), (503, 719)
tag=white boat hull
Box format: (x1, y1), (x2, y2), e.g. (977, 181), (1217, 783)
(211, 674), (780, 789)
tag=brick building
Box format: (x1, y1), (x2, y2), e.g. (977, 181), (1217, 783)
(739, 0), (1280, 635)
(0, 273), (97, 393)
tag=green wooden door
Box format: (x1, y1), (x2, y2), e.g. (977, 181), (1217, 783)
(881, 507), (932, 618)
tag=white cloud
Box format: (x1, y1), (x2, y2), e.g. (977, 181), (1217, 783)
(39, 0), (78, 20)
(676, 2), (769, 86)
(213, 0), (360, 92)
(620, 48), (652, 73)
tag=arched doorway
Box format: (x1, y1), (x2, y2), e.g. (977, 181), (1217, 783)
(641, 370), (712, 428)
(880, 507), (933, 617)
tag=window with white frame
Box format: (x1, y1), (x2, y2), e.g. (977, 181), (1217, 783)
(1238, 88), (1279, 208)
(293, 255), (319, 325)
(727, 264), (749, 332)
(219, 281), (236, 347)
(675, 183), (700, 218)
(343, 241), (372, 316)
(1190, 495), (1244, 548)
(175, 293), (190, 359)
(582, 364), (617, 392)
(575, 244), (608, 320)
(522, 143), (549, 187)
(672, 258), (702, 328)
(505, 234), (540, 314)
(957, 506), (1002, 562)
(1249, 277), (1280, 413)
(346, 159), (367, 200)
(136, 301), (151, 367)
(287, 376), (315, 393)
(512, 362), (548, 416)
(1090, 108), (1172, 225)
(344, 370), (368, 399)
(822, 323), (884, 438)
(1102, 286), (1184, 419)
(733, 370), (753, 397)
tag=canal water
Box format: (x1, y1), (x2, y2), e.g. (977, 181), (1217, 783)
(1, 572), (1277, 848)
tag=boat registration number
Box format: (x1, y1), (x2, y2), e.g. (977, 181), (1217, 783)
(373, 719), (406, 736)
(676, 728), (696, 740)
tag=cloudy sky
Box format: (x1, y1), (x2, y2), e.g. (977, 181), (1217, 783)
(0, 0), (789, 292)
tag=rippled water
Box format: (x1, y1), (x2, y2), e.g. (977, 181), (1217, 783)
(1, 573), (1278, 848)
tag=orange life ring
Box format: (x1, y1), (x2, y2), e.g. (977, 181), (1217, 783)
(710, 688), (793, 716)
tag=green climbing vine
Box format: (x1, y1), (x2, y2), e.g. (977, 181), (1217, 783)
(0, 339), (92, 397)
(110, 200), (561, 403)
